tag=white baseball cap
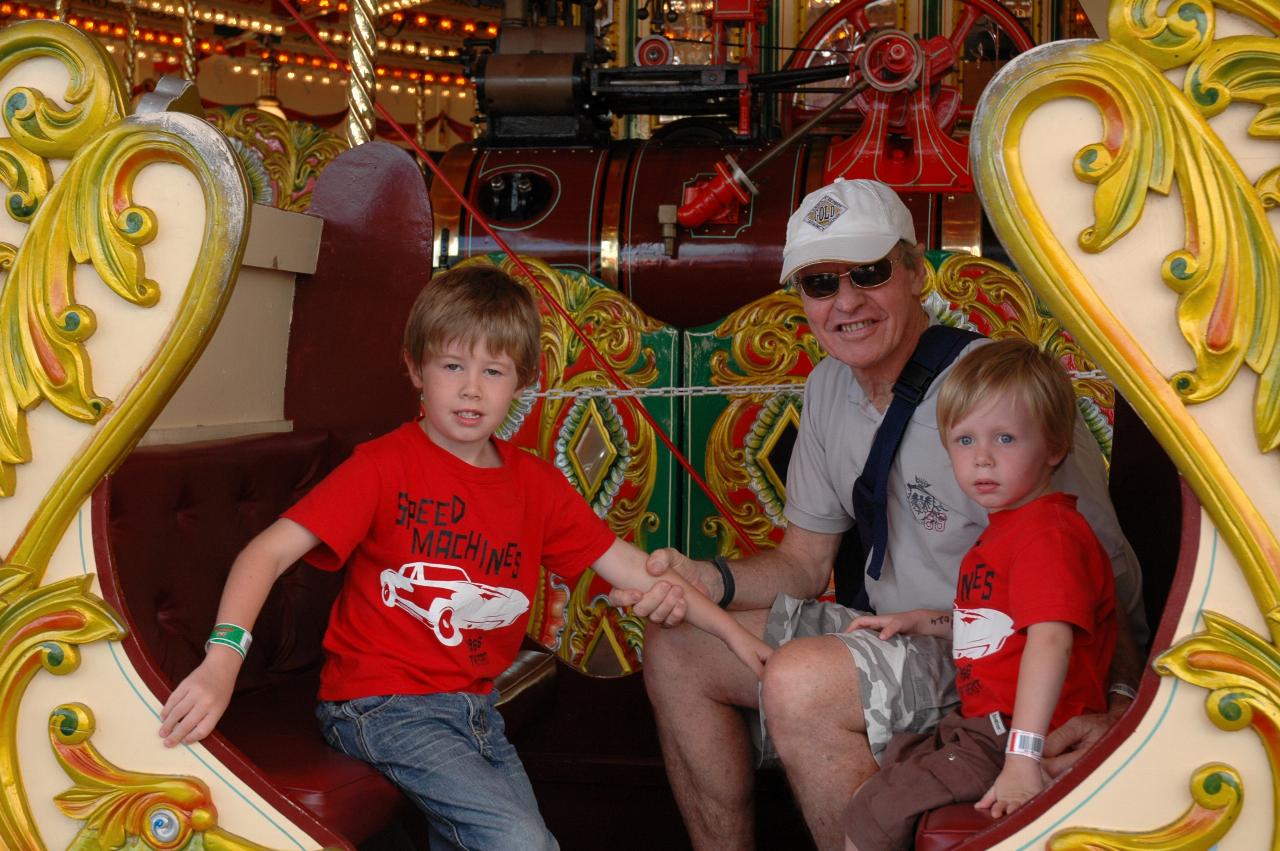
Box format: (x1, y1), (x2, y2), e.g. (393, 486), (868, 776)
(779, 178), (917, 284)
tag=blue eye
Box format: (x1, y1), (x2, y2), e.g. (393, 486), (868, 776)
(997, 433), (1015, 444)
(957, 435), (973, 446)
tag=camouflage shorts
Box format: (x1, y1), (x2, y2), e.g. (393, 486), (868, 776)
(752, 594), (959, 766)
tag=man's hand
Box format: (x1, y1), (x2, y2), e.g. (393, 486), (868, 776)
(975, 756), (1044, 818)
(1042, 695), (1130, 777)
(607, 548), (715, 627)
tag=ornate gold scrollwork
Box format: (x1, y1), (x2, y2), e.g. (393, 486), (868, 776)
(1048, 763), (1243, 849)
(0, 578), (122, 849)
(205, 108), (348, 212)
(49, 703), (302, 851)
(0, 21), (127, 162)
(1154, 610), (1280, 847)
(0, 20), (251, 848)
(702, 290), (815, 556)
(6, 111), (250, 582)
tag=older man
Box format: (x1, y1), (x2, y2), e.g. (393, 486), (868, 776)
(614, 179), (1146, 850)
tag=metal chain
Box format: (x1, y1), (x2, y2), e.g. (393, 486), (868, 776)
(532, 370), (1110, 401)
(534, 383), (802, 400)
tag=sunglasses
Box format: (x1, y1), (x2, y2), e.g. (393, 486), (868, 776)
(790, 257), (897, 299)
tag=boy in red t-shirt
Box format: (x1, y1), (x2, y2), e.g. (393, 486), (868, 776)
(841, 338), (1117, 851)
(158, 264), (771, 849)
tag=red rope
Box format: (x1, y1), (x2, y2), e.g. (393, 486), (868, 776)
(273, 0), (761, 556)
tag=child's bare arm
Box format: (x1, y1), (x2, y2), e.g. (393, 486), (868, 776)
(158, 518), (319, 747)
(592, 539), (772, 677)
(976, 621), (1073, 818)
(846, 609), (951, 640)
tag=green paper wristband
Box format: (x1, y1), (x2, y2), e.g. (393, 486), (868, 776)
(206, 623), (252, 657)
(205, 636), (247, 657)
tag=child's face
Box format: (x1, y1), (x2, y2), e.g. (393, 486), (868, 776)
(944, 393), (1064, 513)
(406, 339), (523, 465)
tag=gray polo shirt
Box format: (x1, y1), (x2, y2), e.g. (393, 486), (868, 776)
(783, 340), (1148, 643)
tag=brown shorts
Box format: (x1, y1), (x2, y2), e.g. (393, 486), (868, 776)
(843, 711), (1008, 851)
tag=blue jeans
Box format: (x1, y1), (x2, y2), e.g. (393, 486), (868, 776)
(316, 691), (558, 851)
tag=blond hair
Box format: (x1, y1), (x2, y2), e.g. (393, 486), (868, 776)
(936, 338), (1076, 461)
(404, 265), (541, 387)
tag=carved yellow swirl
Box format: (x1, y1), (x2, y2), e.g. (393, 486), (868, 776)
(0, 22), (126, 162)
(708, 289), (822, 386)
(5, 113), (249, 582)
(49, 703), (304, 850)
(1048, 763), (1243, 849)
(1154, 610), (1280, 847)
(0, 578), (121, 849)
(699, 290), (814, 554)
(205, 107), (348, 212)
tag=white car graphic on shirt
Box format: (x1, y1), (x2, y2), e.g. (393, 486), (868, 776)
(952, 607), (1015, 659)
(379, 561), (529, 646)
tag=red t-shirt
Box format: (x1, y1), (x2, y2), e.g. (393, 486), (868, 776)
(951, 492), (1117, 732)
(284, 423), (617, 701)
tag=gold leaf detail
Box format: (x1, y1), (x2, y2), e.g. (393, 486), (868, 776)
(1049, 763), (1242, 849)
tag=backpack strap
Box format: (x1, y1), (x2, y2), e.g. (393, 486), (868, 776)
(836, 325), (984, 611)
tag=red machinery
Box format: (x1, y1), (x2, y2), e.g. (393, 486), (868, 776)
(445, 0), (1034, 327)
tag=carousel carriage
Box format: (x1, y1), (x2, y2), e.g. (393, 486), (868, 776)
(0, 0), (1277, 845)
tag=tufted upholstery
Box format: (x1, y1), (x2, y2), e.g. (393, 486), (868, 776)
(97, 430), (556, 847)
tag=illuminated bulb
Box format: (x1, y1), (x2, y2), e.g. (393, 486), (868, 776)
(390, 83), (400, 92)
(106, 43), (115, 52)
(286, 70), (296, 78)
(304, 73), (313, 82)
(232, 63), (242, 72)
(321, 76), (330, 84)
(250, 67), (259, 75)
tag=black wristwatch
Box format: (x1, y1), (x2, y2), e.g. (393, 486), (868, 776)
(710, 555), (736, 609)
